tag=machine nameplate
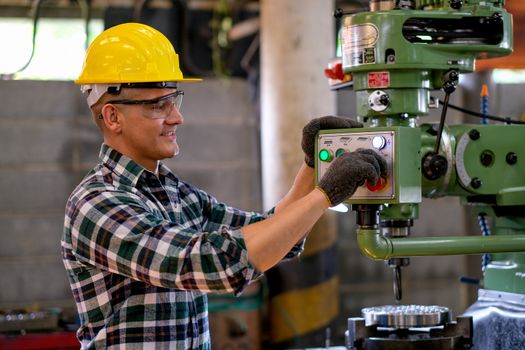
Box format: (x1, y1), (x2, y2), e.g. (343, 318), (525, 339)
(341, 24), (378, 67)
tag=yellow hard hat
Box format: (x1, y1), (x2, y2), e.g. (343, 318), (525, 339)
(75, 22), (201, 85)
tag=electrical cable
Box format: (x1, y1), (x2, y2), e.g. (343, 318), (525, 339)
(432, 96), (525, 125)
(1, 0), (90, 79)
(2, 0), (43, 78)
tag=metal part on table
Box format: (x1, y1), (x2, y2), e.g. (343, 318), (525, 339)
(346, 313), (473, 350)
(362, 304), (451, 328)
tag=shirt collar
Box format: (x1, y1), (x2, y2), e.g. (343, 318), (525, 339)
(99, 144), (150, 187)
(98, 144), (178, 187)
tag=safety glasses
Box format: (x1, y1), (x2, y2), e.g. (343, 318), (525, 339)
(108, 91), (184, 119)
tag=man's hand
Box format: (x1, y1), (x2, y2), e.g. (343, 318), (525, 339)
(317, 149), (387, 206)
(301, 116), (362, 168)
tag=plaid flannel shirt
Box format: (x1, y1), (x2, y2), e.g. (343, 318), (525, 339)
(61, 144), (303, 349)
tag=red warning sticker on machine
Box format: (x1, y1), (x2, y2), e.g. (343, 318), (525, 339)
(368, 72), (390, 88)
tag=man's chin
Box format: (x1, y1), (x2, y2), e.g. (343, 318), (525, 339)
(161, 146), (179, 159)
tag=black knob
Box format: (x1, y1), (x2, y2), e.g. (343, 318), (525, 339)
(450, 0), (463, 10)
(442, 80), (457, 94)
(506, 152), (518, 165)
(379, 94), (390, 106)
(422, 153), (448, 180)
(471, 178), (482, 189)
(444, 70), (459, 83)
(487, 13), (503, 26)
(480, 151), (494, 167)
(469, 129), (480, 141)
(334, 8), (344, 19)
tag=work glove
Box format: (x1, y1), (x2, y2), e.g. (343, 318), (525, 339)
(317, 149), (387, 206)
(302, 116), (362, 167)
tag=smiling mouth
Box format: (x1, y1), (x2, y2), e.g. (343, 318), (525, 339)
(161, 130), (176, 137)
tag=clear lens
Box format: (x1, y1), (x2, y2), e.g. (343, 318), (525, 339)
(174, 92), (183, 111)
(145, 91), (183, 119)
(148, 99), (172, 117)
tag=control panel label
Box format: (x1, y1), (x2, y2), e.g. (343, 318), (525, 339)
(368, 72), (390, 88)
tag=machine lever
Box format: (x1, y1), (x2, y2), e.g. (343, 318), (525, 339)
(433, 70), (458, 155)
(433, 91), (449, 154)
(423, 70), (458, 180)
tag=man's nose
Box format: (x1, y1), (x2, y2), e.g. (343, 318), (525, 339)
(165, 105), (183, 124)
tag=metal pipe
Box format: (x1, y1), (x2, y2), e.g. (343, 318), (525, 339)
(357, 228), (525, 259)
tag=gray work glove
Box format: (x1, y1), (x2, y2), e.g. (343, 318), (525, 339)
(302, 116), (362, 168)
(317, 149), (388, 206)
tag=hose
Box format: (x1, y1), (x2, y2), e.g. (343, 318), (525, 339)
(478, 213), (492, 272)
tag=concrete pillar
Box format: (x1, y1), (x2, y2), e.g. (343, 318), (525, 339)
(261, 0), (336, 208)
(260, 1), (339, 347)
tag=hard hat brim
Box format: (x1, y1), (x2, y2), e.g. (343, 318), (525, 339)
(74, 78), (203, 84)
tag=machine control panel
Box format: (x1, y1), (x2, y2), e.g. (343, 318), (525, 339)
(316, 130), (395, 200)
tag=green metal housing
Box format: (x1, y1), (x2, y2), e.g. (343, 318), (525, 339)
(327, 1), (524, 295)
(348, 123), (525, 295)
(341, 5), (512, 118)
(421, 124), (525, 199)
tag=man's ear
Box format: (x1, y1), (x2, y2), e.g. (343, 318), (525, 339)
(100, 104), (122, 133)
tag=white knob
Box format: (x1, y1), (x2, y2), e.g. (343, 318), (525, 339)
(372, 136), (386, 150)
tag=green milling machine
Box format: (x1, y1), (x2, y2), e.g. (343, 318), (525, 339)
(316, 0), (525, 349)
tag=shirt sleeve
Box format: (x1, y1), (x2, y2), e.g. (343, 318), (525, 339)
(191, 186), (305, 261)
(69, 189), (260, 296)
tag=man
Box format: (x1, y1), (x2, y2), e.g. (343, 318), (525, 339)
(61, 23), (386, 349)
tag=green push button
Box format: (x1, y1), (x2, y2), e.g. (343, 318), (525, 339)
(319, 149), (333, 162)
(335, 148), (346, 157)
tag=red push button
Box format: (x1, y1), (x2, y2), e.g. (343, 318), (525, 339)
(366, 177), (387, 192)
